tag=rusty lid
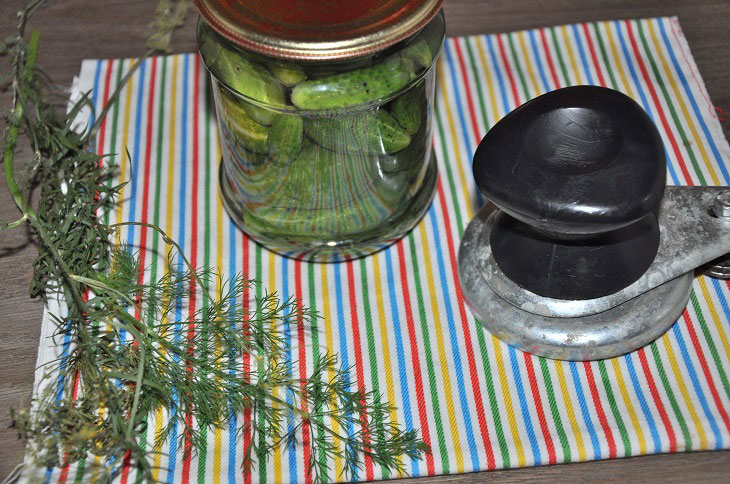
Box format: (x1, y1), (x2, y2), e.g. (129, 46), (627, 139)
(194, 0), (443, 61)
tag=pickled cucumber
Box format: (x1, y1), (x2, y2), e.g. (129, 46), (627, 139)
(272, 65), (307, 87)
(306, 110), (411, 154)
(243, 104), (276, 126)
(391, 87), (422, 135)
(290, 57), (412, 110)
(380, 97), (431, 176)
(268, 114), (303, 164)
(420, 13), (446, 59)
(249, 142), (390, 235)
(400, 39), (433, 69)
(219, 91), (270, 153)
(225, 133), (269, 170)
(400, 58), (419, 80)
(213, 45), (286, 108)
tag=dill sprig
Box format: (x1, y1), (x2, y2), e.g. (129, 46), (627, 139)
(1, 1), (429, 482)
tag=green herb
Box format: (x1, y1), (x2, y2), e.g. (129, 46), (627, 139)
(1, 1), (428, 482)
(146, 0), (190, 54)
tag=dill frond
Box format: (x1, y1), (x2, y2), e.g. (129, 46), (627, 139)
(2, 1), (429, 482)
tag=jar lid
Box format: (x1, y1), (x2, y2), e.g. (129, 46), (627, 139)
(194, 0), (443, 61)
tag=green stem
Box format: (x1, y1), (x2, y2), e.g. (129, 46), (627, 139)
(265, 392), (309, 418)
(309, 417), (354, 448)
(127, 344), (146, 440)
(3, 31), (39, 211)
(0, 213), (28, 230)
(28, 223), (88, 313)
(3, 30), (88, 313)
(72, 274), (137, 308)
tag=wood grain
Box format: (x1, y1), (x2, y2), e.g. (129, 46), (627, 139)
(1, 1), (729, 481)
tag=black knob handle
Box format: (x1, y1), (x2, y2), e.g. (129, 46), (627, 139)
(473, 86), (666, 300)
(474, 85), (665, 235)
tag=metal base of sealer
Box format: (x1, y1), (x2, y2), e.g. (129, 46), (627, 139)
(458, 186), (730, 361)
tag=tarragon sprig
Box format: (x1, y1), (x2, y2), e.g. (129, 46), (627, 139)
(1, 1), (428, 482)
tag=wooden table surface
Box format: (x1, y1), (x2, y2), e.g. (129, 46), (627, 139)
(2, 0), (730, 482)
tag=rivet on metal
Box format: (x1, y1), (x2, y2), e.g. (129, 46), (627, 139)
(713, 191), (730, 218)
(705, 191), (730, 279)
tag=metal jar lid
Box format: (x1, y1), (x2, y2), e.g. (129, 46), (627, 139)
(194, 0), (443, 61)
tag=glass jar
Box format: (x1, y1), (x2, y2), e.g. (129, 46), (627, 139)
(195, 0), (445, 261)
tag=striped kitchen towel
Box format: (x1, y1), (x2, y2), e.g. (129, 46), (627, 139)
(31, 16), (730, 483)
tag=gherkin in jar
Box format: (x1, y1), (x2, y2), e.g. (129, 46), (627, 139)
(197, 1), (445, 261)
